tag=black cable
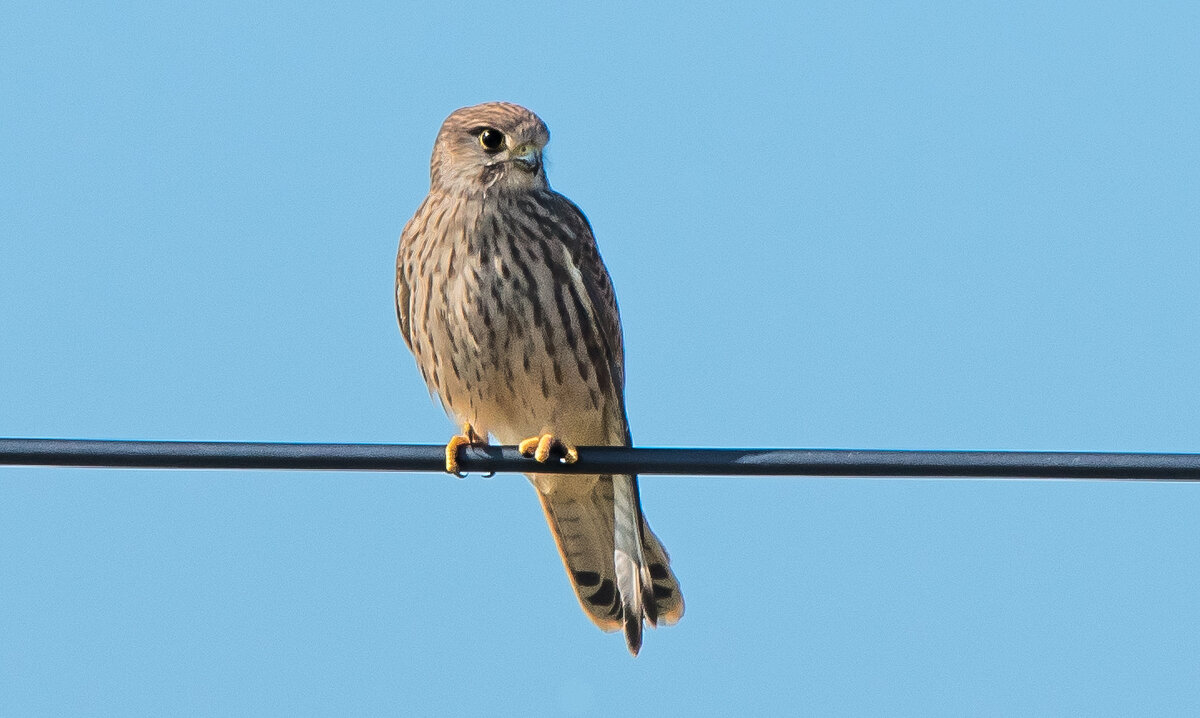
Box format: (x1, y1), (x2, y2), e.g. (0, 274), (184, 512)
(2, 438), (1199, 480)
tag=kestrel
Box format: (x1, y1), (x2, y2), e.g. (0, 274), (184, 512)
(395, 102), (683, 654)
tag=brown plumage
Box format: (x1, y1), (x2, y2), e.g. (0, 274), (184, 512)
(395, 102), (683, 654)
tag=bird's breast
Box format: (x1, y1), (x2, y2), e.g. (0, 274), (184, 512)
(409, 208), (618, 444)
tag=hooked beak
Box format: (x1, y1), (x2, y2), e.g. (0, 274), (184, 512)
(510, 144), (541, 173)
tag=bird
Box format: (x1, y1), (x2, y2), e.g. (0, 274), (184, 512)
(395, 102), (683, 654)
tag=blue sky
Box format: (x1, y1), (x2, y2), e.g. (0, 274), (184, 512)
(2, 1), (1199, 714)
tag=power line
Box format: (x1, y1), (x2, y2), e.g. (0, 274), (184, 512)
(2, 438), (1199, 480)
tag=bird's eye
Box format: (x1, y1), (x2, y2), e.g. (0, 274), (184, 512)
(478, 128), (505, 151)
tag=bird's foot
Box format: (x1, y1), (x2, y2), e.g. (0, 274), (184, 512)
(518, 433), (580, 464)
(445, 423), (488, 477)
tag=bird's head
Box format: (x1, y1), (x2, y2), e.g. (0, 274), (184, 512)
(429, 102), (551, 196)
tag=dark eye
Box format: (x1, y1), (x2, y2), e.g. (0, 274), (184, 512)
(478, 128), (504, 151)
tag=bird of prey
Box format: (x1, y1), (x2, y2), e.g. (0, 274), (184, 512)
(395, 102), (683, 654)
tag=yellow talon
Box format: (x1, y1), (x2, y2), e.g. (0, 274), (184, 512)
(445, 423), (486, 475)
(518, 433), (579, 464)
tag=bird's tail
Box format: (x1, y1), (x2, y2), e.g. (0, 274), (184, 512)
(532, 473), (683, 655)
(612, 473), (655, 653)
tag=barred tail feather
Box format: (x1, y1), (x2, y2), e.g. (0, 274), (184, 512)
(532, 473), (683, 656)
(612, 473), (650, 653)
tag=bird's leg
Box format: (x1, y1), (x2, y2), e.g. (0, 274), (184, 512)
(518, 433), (580, 464)
(445, 423), (487, 477)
